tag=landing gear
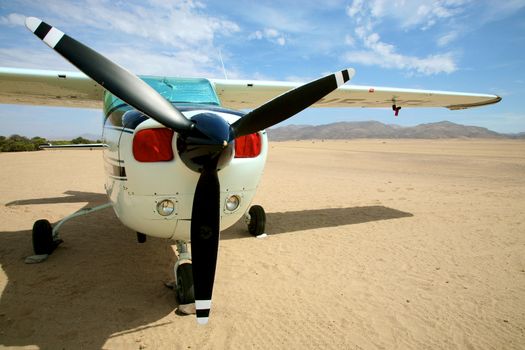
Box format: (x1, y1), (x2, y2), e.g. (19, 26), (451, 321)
(25, 203), (112, 263)
(32, 219), (62, 255)
(246, 205), (266, 236)
(173, 241), (195, 314)
(176, 263), (194, 305)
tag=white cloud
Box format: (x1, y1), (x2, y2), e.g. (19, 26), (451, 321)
(26, 0), (240, 51)
(230, 4), (312, 34)
(367, 0), (470, 29)
(1, 1), (242, 78)
(477, 0), (525, 23)
(345, 49), (456, 75)
(437, 31), (459, 46)
(251, 31), (263, 40)
(344, 1), (461, 75)
(346, 0), (364, 17)
(0, 48), (73, 70)
(249, 28), (286, 46)
(276, 37), (286, 46)
(0, 13), (25, 27)
(105, 47), (222, 77)
(344, 34), (356, 47)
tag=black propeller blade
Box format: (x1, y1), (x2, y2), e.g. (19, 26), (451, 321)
(25, 17), (193, 133)
(232, 69), (354, 137)
(190, 162), (221, 325)
(177, 114), (233, 324)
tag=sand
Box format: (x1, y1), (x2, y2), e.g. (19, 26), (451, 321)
(0, 139), (524, 349)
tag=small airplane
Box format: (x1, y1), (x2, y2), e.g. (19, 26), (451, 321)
(0, 17), (501, 324)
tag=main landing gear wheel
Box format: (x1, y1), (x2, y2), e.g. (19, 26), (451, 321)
(176, 263), (195, 305)
(247, 205), (266, 236)
(32, 219), (62, 255)
(136, 232), (147, 243)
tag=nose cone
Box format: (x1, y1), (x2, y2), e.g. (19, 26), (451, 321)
(177, 112), (234, 172)
(191, 113), (232, 145)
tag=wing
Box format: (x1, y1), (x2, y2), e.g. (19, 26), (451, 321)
(0, 67), (501, 111)
(0, 67), (103, 108)
(211, 79), (501, 110)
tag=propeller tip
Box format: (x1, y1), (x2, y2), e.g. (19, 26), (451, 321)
(197, 317), (209, 325)
(195, 300), (212, 324)
(25, 17), (41, 32)
(347, 68), (356, 79)
(335, 68), (355, 87)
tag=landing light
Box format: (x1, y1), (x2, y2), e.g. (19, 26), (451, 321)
(225, 195), (240, 212)
(157, 199), (175, 216)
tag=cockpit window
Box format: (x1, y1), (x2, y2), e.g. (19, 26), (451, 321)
(104, 76), (220, 115)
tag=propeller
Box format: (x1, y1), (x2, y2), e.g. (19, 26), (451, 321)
(25, 17), (354, 324)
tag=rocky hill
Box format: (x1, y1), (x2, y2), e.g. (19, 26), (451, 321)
(267, 121), (520, 141)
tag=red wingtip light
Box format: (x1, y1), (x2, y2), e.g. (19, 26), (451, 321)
(234, 133), (261, 158)
(133, 128), (174, 162)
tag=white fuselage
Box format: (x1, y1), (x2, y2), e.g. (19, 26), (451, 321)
(102, 106), (268, 241)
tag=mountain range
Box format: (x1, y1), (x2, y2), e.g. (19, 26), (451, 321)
(45, 122), (525, 141)
(268, 121), (524, 141)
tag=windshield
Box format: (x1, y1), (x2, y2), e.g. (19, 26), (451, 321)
(104, 76), (220, 114)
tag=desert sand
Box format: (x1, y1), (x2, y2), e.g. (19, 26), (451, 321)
(0, 139), (524, 349)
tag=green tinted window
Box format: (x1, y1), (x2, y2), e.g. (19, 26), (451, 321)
(104, 76), (220, 114)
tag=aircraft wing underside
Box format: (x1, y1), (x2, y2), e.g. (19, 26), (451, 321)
(0, 67), (103, 108)
(211, 79), (501, 110)
(0, 67), (501, 111)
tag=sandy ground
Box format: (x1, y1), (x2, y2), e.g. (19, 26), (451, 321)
(0, 139), (524, 349)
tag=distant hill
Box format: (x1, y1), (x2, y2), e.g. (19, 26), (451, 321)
(268, 121), (523, 141)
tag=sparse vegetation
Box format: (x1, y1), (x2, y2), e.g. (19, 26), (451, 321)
(0, 135), (99, 152)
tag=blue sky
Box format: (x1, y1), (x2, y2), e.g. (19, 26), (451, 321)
(0, 0), (524, 138)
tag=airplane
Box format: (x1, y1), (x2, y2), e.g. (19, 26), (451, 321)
(0, 17), (501, 324)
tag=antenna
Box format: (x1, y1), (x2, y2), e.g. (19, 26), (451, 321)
(218, 49), (228, 80)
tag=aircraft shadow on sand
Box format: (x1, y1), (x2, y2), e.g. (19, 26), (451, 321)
(1, 191), (412, 348)
(222, 206), (414, 239)
(1, 191), (180, 348)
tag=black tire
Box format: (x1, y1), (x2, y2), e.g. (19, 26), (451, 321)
(136, 232), (147, 243)
(32, 219), (53, 255)
(176, 263), (195, 305)
(248, 205), (266, 236)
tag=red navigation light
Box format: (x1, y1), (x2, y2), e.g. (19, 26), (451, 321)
(133, 128), (174, 162)
(235, 133), (261, 158)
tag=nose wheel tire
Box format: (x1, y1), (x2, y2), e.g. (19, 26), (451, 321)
(247, 205), (266, 236)
(176, 263), (195, 305)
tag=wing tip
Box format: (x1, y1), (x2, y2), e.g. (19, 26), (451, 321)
(447, 95), (502, 110)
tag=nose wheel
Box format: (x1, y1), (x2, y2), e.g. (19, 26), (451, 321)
(176, 263), (195, 305)
(246, 205), (266, 236)
(171, 241), (196, 315)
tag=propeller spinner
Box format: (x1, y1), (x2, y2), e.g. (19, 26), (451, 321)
(25, 16), (354, 324)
